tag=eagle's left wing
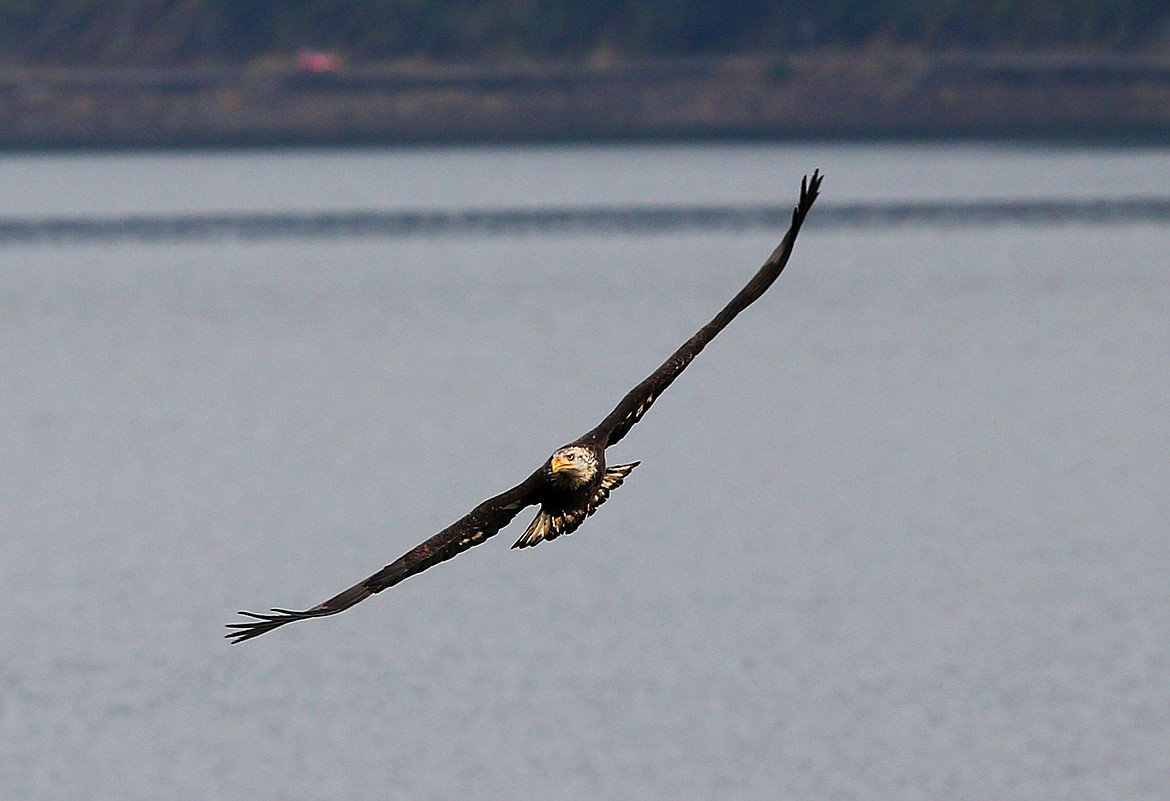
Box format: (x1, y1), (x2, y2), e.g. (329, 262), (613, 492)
(583, 170), (821, 449)
(226, 470), (544, 643)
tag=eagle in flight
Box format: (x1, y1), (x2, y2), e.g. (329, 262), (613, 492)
(226, 170), (822, 644)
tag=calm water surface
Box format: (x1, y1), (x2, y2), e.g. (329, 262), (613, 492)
(1, 144), (1168, 800)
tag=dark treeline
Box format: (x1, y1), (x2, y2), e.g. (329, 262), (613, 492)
(2, 0), (1169, 66)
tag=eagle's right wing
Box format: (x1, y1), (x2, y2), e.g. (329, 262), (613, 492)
(226, 470), (544, 644)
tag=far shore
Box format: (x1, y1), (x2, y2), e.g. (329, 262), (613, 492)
(4, 51), (1170, 149)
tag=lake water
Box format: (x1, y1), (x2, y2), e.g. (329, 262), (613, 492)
(1, 143), (1168, 800)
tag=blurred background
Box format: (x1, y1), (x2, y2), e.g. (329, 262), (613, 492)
(2, 4), (1169, 801)
(2, 0), (1170, 144)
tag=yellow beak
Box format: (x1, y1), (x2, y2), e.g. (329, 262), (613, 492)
(550, 455), (571, 473)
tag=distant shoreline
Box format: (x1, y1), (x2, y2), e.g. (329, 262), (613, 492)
(4, 51), (1170, 150)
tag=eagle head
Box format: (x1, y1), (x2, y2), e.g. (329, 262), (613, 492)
(547, 445), (599, 488)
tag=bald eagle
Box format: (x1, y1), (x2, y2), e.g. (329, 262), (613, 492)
(226, 171), (821, 644)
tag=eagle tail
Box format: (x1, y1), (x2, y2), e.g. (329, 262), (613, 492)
(513, 510), (556, 549)
(512, 462), (639, 549)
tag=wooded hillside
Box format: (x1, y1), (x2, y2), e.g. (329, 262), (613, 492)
(1, 0), (1168, 66)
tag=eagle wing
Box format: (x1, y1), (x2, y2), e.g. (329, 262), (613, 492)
(583, 170), (821, 449)
(226, 471), (544, 643)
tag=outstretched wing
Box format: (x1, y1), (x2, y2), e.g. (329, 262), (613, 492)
(582, 171), (822, 449)
(226, 471), (544, 644)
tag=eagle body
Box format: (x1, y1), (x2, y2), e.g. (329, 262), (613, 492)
(227, 171), (821, 644)
(515, 441), (638, 548)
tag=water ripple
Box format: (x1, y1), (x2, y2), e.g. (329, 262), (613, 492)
(2, 197), (1168, 244)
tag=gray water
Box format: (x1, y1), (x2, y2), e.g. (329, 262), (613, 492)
(1, 144), (1168, 800)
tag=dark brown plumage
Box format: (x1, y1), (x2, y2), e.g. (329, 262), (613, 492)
(226, 171), (821, 644)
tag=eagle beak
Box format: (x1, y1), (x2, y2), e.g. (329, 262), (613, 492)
(550, 455), (571, 473)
